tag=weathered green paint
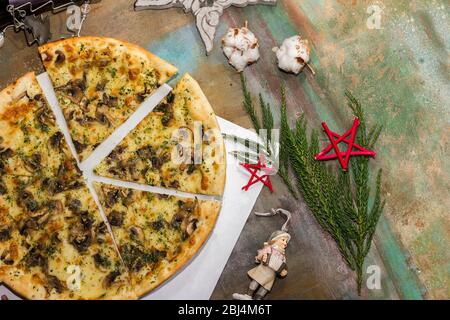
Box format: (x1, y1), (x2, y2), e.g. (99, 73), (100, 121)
(375, 216), (423, 299)
(411, 217), (450, 298)
(268, 0), (449, 299)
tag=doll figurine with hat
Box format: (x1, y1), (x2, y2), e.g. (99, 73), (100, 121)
(233, 208), (292, 300)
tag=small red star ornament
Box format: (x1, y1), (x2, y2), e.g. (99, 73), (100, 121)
(240, 156), (274, 192)
(315, 117), (376, 170)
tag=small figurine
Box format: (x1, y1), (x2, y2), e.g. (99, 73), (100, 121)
(222, 21), (260, 72)
(273, 35), (315, 75)
(233, 208), (291, 300)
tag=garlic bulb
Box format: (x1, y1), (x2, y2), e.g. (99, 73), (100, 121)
(222, 25), (260, 72)
(273, 35), (311, 75)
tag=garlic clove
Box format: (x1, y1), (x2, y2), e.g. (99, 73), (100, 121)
(274, 35), (312, 75)
(223, 46), (234, 59)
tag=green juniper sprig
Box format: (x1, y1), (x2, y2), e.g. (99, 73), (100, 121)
(225, 75), (298, 199)
(281, 88), (385, 295)
(240, 74), (261, 133)
(235, 74), (385, 295)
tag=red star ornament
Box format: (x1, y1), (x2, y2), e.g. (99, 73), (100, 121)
(315, 117), (376, 171)
(240, 158), (274, 192)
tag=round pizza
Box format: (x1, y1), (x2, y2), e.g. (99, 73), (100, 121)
(0, 37), (226, 300)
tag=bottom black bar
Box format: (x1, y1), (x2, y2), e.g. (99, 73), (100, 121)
(0, 299), (441, 318)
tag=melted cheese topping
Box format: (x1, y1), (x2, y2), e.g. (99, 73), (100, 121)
(94, 74), (225, 196)
(39, 37), (177, 161)
(0, 74), (132, 300)
(95, 183), (219, 295)
(1, 45), (222, 300)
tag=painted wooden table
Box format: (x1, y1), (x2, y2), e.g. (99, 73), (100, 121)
(0, 0), (448, 299)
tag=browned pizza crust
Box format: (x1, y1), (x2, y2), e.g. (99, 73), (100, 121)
(132, 200), (221, 297)
(38, 36), (178, 161)
(94, 183), (221, 299)
(0, 271), (137, 300)
(0, 72), (35, 108)
(94, 73), (226, 196)
(1, 41), (227, 300)
(38, 36), (177, 87)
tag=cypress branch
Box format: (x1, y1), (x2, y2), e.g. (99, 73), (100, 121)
(240, 73), (261, 132)
(267, 82), (385, 295)
(236, 77), (384, 294)
(260, 93), (274, 141)
(236, 75), (298, 199)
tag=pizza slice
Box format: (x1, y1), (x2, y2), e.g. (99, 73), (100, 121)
(95, 183), (221, 297)
(38, 36), (178, 161)
(0, 72), (80, 181)
(0, 175), (134, 299)
(94, 73), (226, 196)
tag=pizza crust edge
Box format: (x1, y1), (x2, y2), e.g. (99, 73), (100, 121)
(38, 36), (178, 85)
(177, 73), (227, 197)
(0, 72), (37, 110)
(132, 200), (222, 298)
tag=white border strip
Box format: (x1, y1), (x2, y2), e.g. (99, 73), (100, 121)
(37, 71), (223, 202)
(37, 73), (81, 163)
(89, 175), (220, 202)
(79, 84), (172, 172)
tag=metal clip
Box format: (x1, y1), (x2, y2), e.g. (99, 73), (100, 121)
(1, 1), (80, 48)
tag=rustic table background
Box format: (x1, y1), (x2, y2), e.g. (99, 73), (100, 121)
(0, 0), (448, 299)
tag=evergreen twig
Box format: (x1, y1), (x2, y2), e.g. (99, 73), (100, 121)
(281, 89), (384, 294)
(234, 75), (298, 198)
(237, 75), (384, 295)
(240, 74), (261, 132)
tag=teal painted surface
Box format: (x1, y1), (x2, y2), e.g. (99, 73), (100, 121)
(376, 216), (423, 299)
(148, 24), (202, 80)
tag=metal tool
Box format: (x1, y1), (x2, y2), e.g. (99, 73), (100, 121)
(0, 0), (91, 48)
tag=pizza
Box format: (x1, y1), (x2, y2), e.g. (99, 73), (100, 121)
(94, 183), (221, 297)
(94, 73), (226, 196)
(0, 38), (226, 300)
(0, 74), (133, 299)
(38, 37), (178, 161)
